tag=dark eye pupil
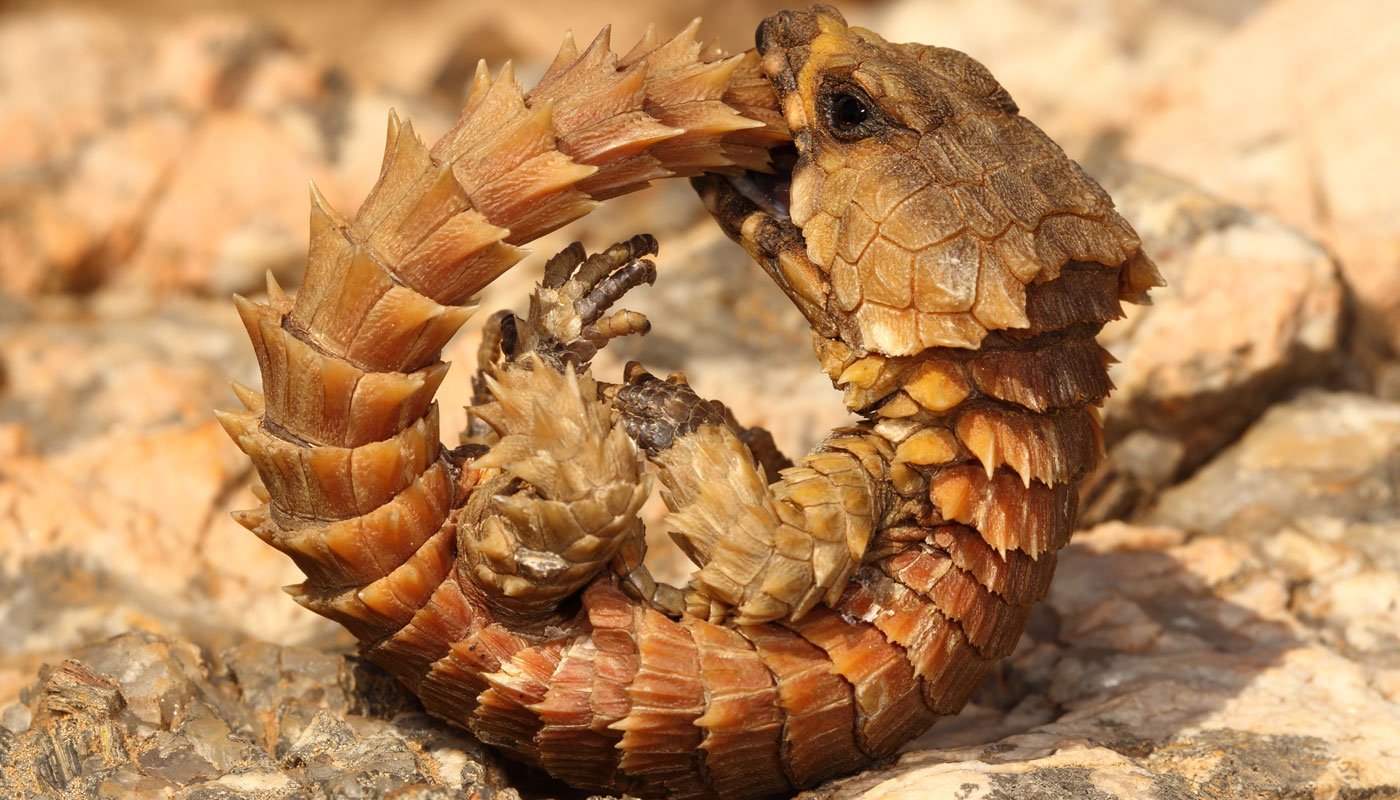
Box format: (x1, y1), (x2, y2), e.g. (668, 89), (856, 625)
(832, 94), (868, 128)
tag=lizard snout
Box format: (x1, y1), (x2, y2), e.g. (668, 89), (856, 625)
(755, 6), (832, 54)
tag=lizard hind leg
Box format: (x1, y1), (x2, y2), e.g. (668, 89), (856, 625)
(609, 365), (870, 625)
(457, 237), (661, 620)
(463, 359), (652, 617)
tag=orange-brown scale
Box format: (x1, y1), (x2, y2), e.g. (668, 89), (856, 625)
(739, 623), (866, 788)
(615, 609), (710, 798)
(474, 640), (569, 767)
(575, 583), (644, 791)
(417, 620), (531, 719)
(786, 604), (935, 758)
(533, 638), (610, 786)
(839, 563), (996, 715)
(686, 618), (789, 799)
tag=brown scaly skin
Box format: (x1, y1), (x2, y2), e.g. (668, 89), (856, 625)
(223, 6), (1163, 799)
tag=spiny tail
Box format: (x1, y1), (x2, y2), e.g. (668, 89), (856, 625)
(219, 22), (781, 641)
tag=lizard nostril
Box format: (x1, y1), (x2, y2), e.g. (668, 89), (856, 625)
(755, 13), (788, 54)
(757, 10), (819, 52)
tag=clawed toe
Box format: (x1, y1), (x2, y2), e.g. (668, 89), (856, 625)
(575, 258), (656, 326)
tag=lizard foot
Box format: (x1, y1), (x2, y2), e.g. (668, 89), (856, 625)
(518, 234), (658, 370)
(609, 362), (793, 477)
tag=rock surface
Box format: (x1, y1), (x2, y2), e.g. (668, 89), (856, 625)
(1096, 163), (1347, 472)
(1124, 0), (1400, 357)
(810, 515), (1400, 799)
(0, 292), (353, 708)
(1148, 390), (1400, 537)
(0, 633), (520, 799)
(3, 2), (1399, 799)
(869, 0), (1264, 156)
(0, 11), (450, 297)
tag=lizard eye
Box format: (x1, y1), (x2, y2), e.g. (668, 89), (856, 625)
(832, 94), (868, 127)
(821, 84), (879, 140)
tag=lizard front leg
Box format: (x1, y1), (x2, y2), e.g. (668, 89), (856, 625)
(611, 365), (891, 624)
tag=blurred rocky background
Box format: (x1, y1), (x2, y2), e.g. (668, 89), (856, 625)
(1, 0), (1398, 797)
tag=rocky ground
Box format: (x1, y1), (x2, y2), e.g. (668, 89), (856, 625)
(2, 1), (1398, 798)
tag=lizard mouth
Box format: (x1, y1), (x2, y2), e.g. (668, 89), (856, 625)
(695, 152), (841, 343)
(725, 143), (796, 222)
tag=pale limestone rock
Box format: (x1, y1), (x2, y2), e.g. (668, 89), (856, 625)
(0, 297), (321, 680)
(0, 418), (330, 694)
(802, 749), (1166, 800)
(1097, 164), (1345, 471)
(1147, 391), (1400, 536)
(0, 11), (141, 174)
(0, 296), (339, 701)
(0, 10), (447, 297)
(1124, 0), (1400, 355)
(0, 633), (518, 799)
(813, 522), (1400, 799)
(0, 297), (255, 452)
(869, 0), (1260, 155)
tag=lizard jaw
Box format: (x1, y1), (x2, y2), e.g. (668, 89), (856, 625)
(724, 143), (796, 222)
(691, 171), (843, 344)
(723, 5), (839, 226)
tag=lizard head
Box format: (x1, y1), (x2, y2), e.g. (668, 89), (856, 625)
(695, 5), (1160, 357)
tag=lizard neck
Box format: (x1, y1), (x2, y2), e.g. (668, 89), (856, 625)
(814, 262), (1123, 550)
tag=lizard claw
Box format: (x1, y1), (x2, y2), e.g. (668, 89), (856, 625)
(464, 238), (658, 444)
(609, 362), (795, 475)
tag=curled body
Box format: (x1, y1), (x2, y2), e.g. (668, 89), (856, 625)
(222, 6), (1162, 798)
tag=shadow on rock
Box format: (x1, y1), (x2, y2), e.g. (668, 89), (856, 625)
(805, 522), (1400, 799)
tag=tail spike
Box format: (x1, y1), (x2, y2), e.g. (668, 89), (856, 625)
(539, 29), (584, 85)
(386, 108), (402, 142)
(307, 179), (346, 227)
(619, 23), (661, 67)
(264, 271), (289, 307)
(462, 59), (493, 116)
(229, 382), (264, 413)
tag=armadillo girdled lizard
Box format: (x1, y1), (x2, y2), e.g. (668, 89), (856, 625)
(220, 6), (1163, 797)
